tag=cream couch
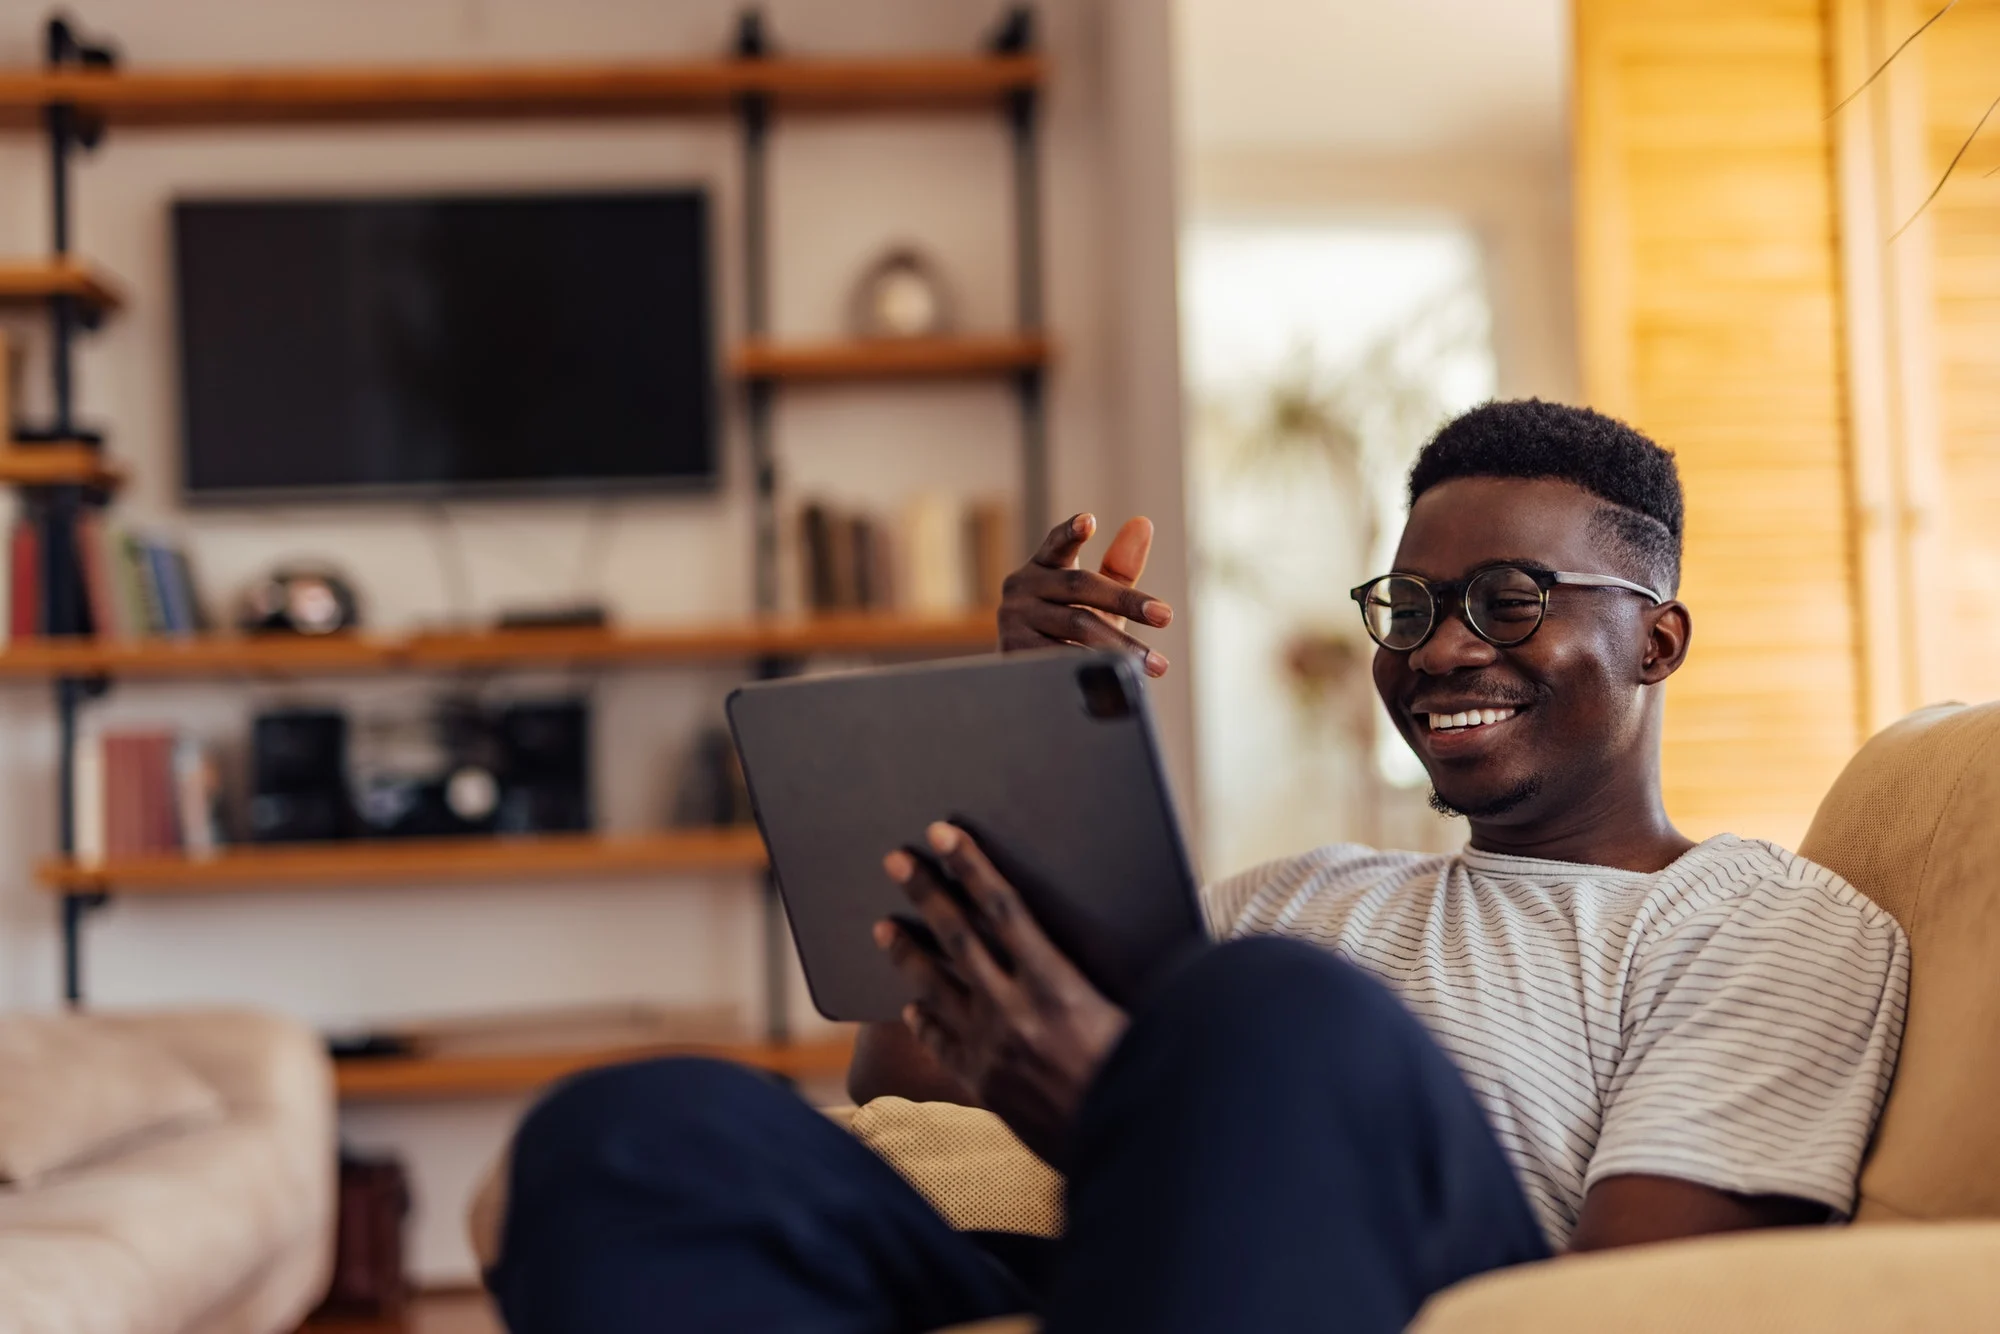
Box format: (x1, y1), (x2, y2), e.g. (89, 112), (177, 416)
(474, 700), (2000, 1331)
(0, 1009), (336, 1334)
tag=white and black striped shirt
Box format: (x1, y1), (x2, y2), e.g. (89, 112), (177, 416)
(1204, 834), (1910, 1247)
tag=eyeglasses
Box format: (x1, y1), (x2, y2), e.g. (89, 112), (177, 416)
(1349, 564), (1663, 652)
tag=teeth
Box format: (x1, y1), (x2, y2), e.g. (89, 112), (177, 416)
(1427, 708), (1518, 731)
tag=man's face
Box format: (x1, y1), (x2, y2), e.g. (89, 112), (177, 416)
(1371, 476), (1668, 825)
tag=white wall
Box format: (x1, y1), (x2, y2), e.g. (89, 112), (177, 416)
(0, 0), (1188, 1282)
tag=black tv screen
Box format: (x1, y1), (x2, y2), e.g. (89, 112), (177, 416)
(174, 190), (715, 501)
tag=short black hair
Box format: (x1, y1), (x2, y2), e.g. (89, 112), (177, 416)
(1407, 399), (1683, 594)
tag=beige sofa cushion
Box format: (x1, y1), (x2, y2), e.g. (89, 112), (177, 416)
(1797, 701), (2000, 1223)
(0, 1014), (222, 1187)
(1412, 1220), (2000, 1333)
(0, 1111), (315, 1331)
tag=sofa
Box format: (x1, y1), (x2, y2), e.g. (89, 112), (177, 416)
(471, 699), (2000, 1331)
(0, 1008), (336, 1334)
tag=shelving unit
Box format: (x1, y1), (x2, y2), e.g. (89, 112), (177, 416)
(0, 258), (122, 312)
(0, 610), (996, 679)
(0, 9), (1044, 1102)
(37, 827), (768, 895)
(336, 1032), (854, 1102)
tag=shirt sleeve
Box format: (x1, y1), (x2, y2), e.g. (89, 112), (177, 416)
(1587, 864), (1909, 1217)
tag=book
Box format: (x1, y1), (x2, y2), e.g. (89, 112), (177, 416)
(901, 493), (968, 615)
(103, 731), (180, 856)
(963, 499), (1014, 609)
(120, 532), (166, 636)
(73, 731), (104, 867)
(74, 511), (124, 640)
(10, 519), (39, 639)
(172, 735), (222, 858)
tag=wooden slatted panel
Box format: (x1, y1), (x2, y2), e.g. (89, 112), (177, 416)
(1919, 3), (2000, 708)
(1576, 0), (1861, 844)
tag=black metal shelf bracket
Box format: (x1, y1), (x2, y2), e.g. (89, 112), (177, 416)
(39, 17), (116, 447)
(993, 6), (1047, 552)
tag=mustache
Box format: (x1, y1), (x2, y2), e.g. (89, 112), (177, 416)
(1402, 678), (1550, 713)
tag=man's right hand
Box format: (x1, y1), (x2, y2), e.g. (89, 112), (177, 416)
(998, 514), (1174, 676)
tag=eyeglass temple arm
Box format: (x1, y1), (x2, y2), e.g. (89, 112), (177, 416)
(1549, 570), (1663, 603)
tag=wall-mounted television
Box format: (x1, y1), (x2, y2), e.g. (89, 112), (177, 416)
(173, 189), (715, 503)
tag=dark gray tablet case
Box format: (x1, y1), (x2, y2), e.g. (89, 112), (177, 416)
(727, 651), (1205, 1023)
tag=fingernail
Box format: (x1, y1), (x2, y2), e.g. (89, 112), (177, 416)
(1074, 513), (1094, 537)
(1143, 600), (1172, 627)
(872, 921), (894, 949)
(926, 822), (960, 853)
(1146, 651), (1169, 676)
(902, 1003), (922, 1029)
(883, 850), (914, 882)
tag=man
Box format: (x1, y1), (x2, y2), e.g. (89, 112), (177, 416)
(490, 400), (1907, 1334)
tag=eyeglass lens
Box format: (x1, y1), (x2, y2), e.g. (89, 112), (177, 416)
(1360, 567), (1546, 650)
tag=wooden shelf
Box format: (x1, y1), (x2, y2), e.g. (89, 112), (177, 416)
(0, 259), (123, 312)
(0, 610), (996, 680)
(335, 1031), (854, 1101)
(38, 827), (766, 894)
(732, 334), (1051, 383)
(0, 443), (123, 489)
(0, 55), (1044, 129)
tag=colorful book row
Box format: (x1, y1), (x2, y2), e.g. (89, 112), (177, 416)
(6, 509), (208, 642)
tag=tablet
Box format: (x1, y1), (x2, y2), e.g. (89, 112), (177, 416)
(727, 651), (1206, 1023)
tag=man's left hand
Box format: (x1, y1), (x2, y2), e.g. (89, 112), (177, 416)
(877, 822), (1127, 1168)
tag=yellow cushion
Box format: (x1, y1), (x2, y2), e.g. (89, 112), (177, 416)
(842, 1098), (1064, 1239)
(1798, 702), (2000, 1222)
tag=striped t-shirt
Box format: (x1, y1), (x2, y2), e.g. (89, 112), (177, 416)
(1203, 833), (1910, 1248)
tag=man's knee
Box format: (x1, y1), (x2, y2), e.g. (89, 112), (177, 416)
(1130, 936), (1434, 1101)
(511, 1057), (784, 1189)
(1156, 935), (1398, 1033)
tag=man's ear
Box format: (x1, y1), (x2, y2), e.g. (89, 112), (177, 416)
(1639, 600), (1691, 685)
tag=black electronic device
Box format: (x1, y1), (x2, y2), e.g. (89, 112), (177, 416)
(727, 651), (1206, 1023)
(249, 708), (353, 842)
(173, 190), (716, 502)
(496, 699), (592, 834)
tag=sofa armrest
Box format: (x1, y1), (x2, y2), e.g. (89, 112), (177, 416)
(90, 1008), (332, 1119)
(1413, 1221), (2000, 1334)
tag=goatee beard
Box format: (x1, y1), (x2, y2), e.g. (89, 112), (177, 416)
(1429, 776), (1543, 820)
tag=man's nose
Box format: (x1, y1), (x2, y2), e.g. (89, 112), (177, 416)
(1408, 610), (1500, 675)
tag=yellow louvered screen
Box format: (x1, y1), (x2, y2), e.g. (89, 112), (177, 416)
(1575, 0), (1863, 846)
(1920, 4), (2000, 709)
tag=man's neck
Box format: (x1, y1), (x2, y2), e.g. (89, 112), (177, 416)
(1464, 777), (1695, 874)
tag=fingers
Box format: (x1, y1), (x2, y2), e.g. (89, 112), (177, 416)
(923, 823), (1080, 991)
(1004, 562), (1170, 630)
(1030, 513), (1095, 570)
(883, 850), (1024, 1009)
(1098, 516), (1154, 589)
(1006, 596), (1167, 675)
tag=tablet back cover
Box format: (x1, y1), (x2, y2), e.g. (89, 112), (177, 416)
(728, 651), (1204, 1023)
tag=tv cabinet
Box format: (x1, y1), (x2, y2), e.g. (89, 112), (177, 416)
(0, 9), (1046, 1098)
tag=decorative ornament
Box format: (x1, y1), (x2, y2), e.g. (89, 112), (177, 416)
(849, 245), (954, 339)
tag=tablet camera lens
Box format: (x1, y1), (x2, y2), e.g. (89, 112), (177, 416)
(1077, 663), (1134, 720)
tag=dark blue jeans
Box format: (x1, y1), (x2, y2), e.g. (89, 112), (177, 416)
(488, 938), (1550, 1333)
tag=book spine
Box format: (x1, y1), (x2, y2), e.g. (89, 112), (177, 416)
(103, 734), (140, 857)
(9, 518), (39, 640)
(122, 534), (167, 636)
(143, 541), (186, 635)
(173, 735), (220, 858)
(73, 730), (105, 867)
(74, 511), (118, 641)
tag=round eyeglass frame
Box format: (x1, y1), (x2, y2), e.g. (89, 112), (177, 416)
(1348, 565), (1664, 652)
